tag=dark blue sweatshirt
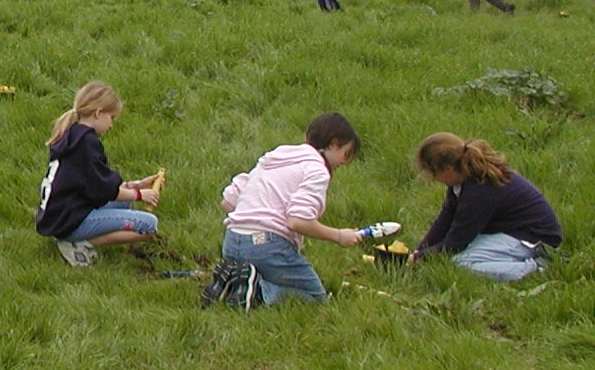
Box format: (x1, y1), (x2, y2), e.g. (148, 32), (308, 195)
(417, 172), (562, 257)
(36, 123), (122, 238)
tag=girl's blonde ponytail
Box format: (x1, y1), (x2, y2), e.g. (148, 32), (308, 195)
(46, 109), (79, 145)
(46, 81), (122, 146)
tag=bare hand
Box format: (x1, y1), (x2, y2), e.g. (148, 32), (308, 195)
(407, 250), (420, 266)
(337, 228), (363, 247)
(134, 174), (160, 189)
(221, 199), (234, 213)
(140, 189), (159, 207)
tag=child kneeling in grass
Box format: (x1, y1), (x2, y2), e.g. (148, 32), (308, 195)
(410, 132), (562, 281)
(202, 112), (363, 312)
(36, 81), (160, 267)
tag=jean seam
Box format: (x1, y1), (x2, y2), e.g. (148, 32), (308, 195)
(89, 215), (147, 233)
(81, 214), (154, 235)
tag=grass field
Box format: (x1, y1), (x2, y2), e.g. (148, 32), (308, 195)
(1, 0), (594, 368)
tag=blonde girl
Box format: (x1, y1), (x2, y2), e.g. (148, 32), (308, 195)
(36, 81), (160, 266)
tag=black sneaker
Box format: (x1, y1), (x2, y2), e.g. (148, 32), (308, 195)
(225, 263), (260, 313)
(319, 0), (341, 12)
(200, 260), (236, 307)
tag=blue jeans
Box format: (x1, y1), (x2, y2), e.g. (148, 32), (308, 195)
(64, 201), (158, 242)
(452, 233), (538, 281)
(222, 230), (327, 305)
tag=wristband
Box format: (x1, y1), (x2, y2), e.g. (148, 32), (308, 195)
(134, 188), (142, 201)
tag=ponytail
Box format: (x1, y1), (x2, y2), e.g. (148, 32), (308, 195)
(416, 132), (511, 186)
(46, 109), (79, 145)
(45, 81), (122, 146)
(460, 140), (511, 186)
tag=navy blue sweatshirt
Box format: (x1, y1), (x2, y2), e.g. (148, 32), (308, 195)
(36, 123), (122, 238)
(417, 172), (562, 258)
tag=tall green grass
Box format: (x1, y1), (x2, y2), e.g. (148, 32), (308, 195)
(1, 0), (594, 369)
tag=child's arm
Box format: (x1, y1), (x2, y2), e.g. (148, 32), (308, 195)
(116, 185), (159, 207)
(417, 188), (457, 250)
(287, 217), (362, 247)
(415, 184), (496, 262)
(411, 188), (458, 263)
(221, 173), (250, 212)
(439, 185), (495, 253)
(285, 164), (352, 243)
(123, 174), (159, 190)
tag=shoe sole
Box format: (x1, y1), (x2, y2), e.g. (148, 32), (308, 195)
(201, 279), (233, 307)
(219, 280), (232, 302)
(77, 241), (98, 262)
(57, 241), (89, 267)
(244, 264), (257, 313)
(214, 263), (234, 301)
(200, 262), (236, 307)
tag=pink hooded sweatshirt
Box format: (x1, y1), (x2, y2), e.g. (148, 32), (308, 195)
(222, 144), (330, 248)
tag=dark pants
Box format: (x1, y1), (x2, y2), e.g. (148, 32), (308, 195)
(469, 0), (514, 12)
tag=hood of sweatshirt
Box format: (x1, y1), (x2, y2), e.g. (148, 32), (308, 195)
(259, 144), (327, 171)
(50, 123), (96, 159)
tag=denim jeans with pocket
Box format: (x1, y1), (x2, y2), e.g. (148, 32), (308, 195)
(64, 201), (158, 242)
(452, 233), (538, 281)
(222, 229), (327, 305)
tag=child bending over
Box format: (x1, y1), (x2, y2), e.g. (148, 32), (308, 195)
(410, 132), (562, 281)
(202, 112), (362, 311)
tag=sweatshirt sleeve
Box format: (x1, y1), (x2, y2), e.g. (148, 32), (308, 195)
(418, 188), (457, 252)
(441, 183), (496, 254)
(286, 164), (330, 220)
(81, 136), (122, 207)
(222, 172), (250, 210)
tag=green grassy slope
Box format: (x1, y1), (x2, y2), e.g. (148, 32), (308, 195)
(1, 1), (593, 369)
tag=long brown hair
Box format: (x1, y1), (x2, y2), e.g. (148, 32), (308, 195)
(416, 132), (511, 186)
(46, 81), (123, 145)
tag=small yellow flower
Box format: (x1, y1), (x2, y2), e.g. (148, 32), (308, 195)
(0, 85), (16, 94)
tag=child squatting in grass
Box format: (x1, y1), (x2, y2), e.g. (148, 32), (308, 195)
(409, 132), (562, 281)
(202, 112), (363, 312)
(36, 81), (161, 267)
